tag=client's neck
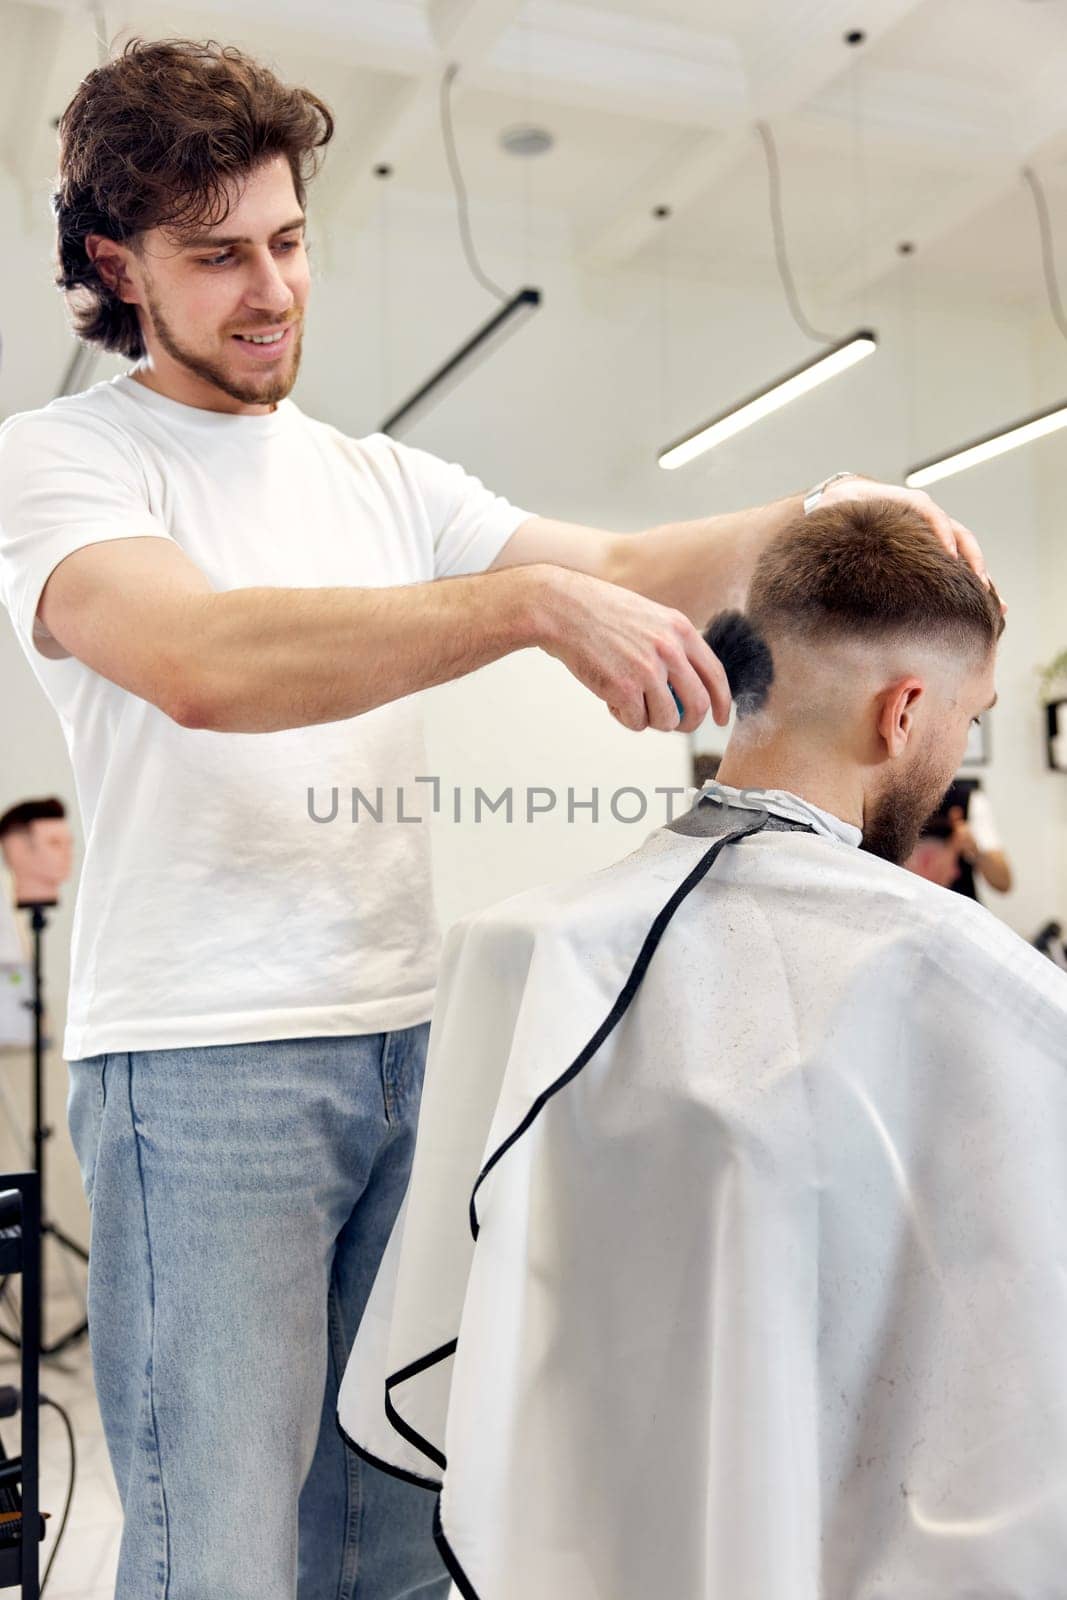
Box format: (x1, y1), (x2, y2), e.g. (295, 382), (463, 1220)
(716, 731), (863, 832)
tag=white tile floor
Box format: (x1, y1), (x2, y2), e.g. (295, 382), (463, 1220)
(0, 1285), (121, 1599)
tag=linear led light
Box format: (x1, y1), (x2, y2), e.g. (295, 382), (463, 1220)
(905, 398), (1067, 489)
(658, 330), (877, 472)
(381, 287), (542, 436)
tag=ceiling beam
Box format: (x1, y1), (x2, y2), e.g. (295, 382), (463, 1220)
(481, 0), (747, 129)
(215, 0), (749, 130)
(576, 0), (929, 268)
(316, 0), (524, 236)
(0, 0), (70, 220)
(427, 0), (525, 61)
(819, 60), (1067, 304)
(817, 164), (1018, 305)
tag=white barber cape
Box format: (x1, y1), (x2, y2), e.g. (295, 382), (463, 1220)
(339, 785), (1067, 1600)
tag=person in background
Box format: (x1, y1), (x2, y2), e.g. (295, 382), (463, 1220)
(904, 826), (960, 889)
(0, 797), (73, 904)
(946, 777), (1012, 896)
(907, 776), (1012, 898)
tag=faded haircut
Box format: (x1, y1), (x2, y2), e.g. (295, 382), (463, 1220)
(747, 499), (1004, 662)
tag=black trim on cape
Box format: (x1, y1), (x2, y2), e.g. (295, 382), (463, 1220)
(339, 810), (814, 1597)
(384, 1338), (458, 1473)
(334, 1413), (441, 1494)
(434, 1496), (481, 1598)
(468, 813), (772, 1239)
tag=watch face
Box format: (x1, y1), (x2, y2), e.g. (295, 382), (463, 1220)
(805, 472), (853, 514)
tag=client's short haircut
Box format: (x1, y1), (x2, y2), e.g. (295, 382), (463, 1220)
(748, 500), (1004, 661)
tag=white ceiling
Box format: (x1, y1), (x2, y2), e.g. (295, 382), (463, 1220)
(4, 0), (1067, 309)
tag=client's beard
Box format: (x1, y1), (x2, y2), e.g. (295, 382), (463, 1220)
(862, 756), (948, 866)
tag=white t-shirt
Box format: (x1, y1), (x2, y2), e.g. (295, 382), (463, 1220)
(0, 375), (530, 1059)
(964, 787), (1002, 854)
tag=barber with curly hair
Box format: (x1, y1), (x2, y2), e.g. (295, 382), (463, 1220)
(0, 38), (990, 1600)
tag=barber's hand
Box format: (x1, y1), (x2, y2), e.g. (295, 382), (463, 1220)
(536, 566), (731, 733)
(948, 806), (980, 864)
(819, 475), (996, 597)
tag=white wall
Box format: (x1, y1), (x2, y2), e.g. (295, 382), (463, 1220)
(1031, 317), (1067, 930)
(2, 180), (1064, 1256)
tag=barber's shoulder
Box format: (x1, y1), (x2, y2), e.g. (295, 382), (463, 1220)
(0, 386), (142, 470)
(0, 403), (61, 457)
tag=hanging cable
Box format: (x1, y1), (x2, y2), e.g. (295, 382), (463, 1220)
(440, 62), (510, 305)
(850, 42), (870, 326)
(51, 6), (108, 401)
(898, 241), (918, 467)
(40, 1393), (76, 1594)
(520, 16), (533, 285)
(654, 207), (672, 437)
(1022, 165), (1067, 346)
(90, 3), (109, 66)
(755, 122), (836, 344)
(374, 165), (393, 420)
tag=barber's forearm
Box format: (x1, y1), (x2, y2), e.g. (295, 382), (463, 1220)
(975, 850), (1013, 894)
(180, 567), (548, 733)
(610, 494), (801, 625)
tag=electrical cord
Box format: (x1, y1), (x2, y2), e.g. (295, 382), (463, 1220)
(0, 1276), (39, 1352)
(440, 62), (511, 305)
(51, 5), (107, 402)
(39, 1393), (76, 1595)
(90, 4), (108, 66)
(756, 121), (837, 344)
(1022, 165), (1067, 346)
(0, 1277), (23, 1348)
(0, 1388), (77, 1593)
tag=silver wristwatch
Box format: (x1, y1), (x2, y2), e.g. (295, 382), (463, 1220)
(804, 470), (855, 515)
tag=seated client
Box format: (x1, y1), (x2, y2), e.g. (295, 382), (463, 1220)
(339, 500), (1067, 1600)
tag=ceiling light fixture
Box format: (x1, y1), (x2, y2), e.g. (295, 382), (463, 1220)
(905, 399), (1067, 488)
(382, 288), (542, 435)
(658, 120), (877, 470)
(381, 63), (542, 436)
(904, 166), (1067, 486)
(659, 330), (877, 470)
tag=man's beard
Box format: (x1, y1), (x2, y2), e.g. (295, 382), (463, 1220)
(862, 752), (950, 866)
(146, 291), (302, 406)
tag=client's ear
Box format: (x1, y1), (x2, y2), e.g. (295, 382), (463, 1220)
(876, 677), (924, 757)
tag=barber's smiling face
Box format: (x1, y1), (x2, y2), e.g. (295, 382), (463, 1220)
(100, 154), (311, 413)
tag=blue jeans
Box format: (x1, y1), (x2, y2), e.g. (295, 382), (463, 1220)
(67, 1030), (449, 1600)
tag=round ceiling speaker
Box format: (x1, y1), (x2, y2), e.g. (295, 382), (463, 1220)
(500, 125), (555, 157)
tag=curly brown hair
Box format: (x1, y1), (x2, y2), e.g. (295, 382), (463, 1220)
(52, 38), (334, 359)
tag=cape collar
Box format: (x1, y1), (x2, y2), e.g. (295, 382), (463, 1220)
(697, 780), (862, 850)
